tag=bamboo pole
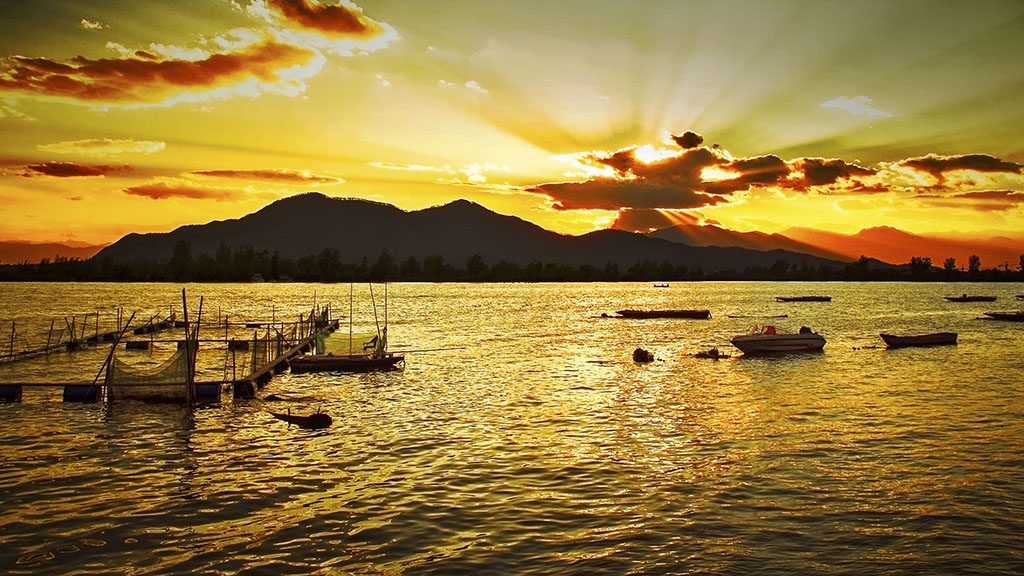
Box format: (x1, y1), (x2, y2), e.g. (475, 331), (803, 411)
(92, 310), (136, 386)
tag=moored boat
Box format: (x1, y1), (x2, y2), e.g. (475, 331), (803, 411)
(944, 294), (996, 302)
(1017, 295), (1024, 301)
(983, 311), (1024, 322)
(880, 332), (957, 348)
(616, 309), (711, 319)
(776, 296), (831, 302)
(289, 352), (405, 373)
(730, 325), (826, 354)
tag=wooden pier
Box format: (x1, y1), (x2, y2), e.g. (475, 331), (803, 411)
(0, 299), (339, 405)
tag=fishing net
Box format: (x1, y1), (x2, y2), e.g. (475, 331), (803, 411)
(317, 329), (385, 357)
(105, 348), (191, 402)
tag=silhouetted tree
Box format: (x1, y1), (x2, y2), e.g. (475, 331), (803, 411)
(968, 254), (981, 278)
(909, 256), (932, 279)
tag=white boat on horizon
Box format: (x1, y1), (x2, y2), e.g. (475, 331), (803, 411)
(730, 325), (826, 354)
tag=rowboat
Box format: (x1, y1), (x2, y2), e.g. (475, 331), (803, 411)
(616, 309), (711, 319)
(289, 352), (405, 373)
(983, 311), (1024, 322)
(944, 295), (996, 302)
(730, 325), (826, 354)
(880, 332), (957, 348)
(775, 296), (831, 302)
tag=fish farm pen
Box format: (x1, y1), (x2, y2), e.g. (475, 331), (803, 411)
(0, 290), (339, 405)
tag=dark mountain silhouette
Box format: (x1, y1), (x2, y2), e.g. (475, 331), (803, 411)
(94, 192), (851, 272)
(648, 223), (848, 261)
(0, 241), (106, 264)
(784, 226), (1022, 268)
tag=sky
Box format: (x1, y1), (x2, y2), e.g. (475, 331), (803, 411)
(1, 0), (1023, 246)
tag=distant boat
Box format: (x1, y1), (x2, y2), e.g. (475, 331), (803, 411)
(1016, 295), (1024, 301)
(616, 309), (711, 319)
(730, 325), (826, 354)
(880, 332), (957, 348)
(944, 294), (996, 302)
(983, 311), (1024, 322)
(653, 284), (669, 288)
(776, 296), (831, 302)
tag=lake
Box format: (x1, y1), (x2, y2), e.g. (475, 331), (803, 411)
(1, 281), (1023, 575)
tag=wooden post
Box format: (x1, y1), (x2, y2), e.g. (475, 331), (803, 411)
(182, 289), (193, 407)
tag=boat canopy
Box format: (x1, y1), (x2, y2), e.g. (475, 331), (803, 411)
(317, 329), (386, 357)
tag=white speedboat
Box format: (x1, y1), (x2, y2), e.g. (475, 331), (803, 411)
(730, 325), (826, 354)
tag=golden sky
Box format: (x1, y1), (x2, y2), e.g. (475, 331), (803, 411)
(1, 0), (1023, 245)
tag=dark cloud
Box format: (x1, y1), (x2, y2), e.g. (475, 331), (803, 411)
(24, 161), (128, 177)
(898, 154), (1023, 183)
(124, 181), (234, 200)
(791, 157), (876, 187)
(611, 208), (676, 231)
(189, 169), (341, 184)
(671, 131), (704, 149)
(0, 40), (317, 104)
(705, 155), (790, 195)
(531, 179), (725, 211)
(266, 0), (385, 38)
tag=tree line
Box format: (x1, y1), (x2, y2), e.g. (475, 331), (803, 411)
(1, 241), (1022, 283)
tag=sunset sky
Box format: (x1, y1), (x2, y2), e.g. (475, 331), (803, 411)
(2, 0), (1023, 246)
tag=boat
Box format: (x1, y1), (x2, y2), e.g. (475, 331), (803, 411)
(730, 325), (826, 354)
(944, 294), (996, 302)
(776, 296), (831, 302)
(983, 311), (1024, 322)
(269, 408), (333, 429)
(288, 283), (405, 373)
(879, 332), (957, 348)
(653, 284), (669, 288)
(616, 309), (711, 319)
(1016, 295), (1024, 301)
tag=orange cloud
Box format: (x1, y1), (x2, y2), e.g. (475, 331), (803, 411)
(264, 0), (385, 38)
(189, 169), (342, 184)
(0, 39), (318, 105)
(124, 181), (235, 200)
(917, 190), (1024, 212)
(38, 138), (165, 156)
(24, 161), (130, 177)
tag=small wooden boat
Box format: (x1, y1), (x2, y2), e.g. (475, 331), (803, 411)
(880, 332), (957, 348)
(984, 311), (1024, 322)
(944, 295), (996, 302)
(616, 309), (711, 319)
(289, 352), (405, 373)
(730, 325), (826, 354)
(776, 296), (831, 302)
(270, 409), (333, 429)
(1016, 295), (1024, 301)
(653, 284), (669, 288)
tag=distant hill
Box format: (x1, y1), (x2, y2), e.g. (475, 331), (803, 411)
(0, 241), (106, 264)
(648, 223), (848, 261)
(784, 226), (1023, 268)
(94, 193), (850, 273)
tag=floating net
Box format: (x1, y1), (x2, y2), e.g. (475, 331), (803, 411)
(317, 330), (385, 357)
(105, 348), (191, 402)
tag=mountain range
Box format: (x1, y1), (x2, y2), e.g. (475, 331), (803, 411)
(7, 193), (1017, 270)
(0, 241), (106, 265)
(92, 193), (849, 273)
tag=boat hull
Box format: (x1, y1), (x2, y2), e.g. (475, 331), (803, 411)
(289, 353), (405, 373)
(730, 334), (825, 354)
(776, 296), (831, 302)
(945, 296), (996, 302)
(880, 332), (957, 348)
(616, 309), (711, 319)
(984, 312), (1024, 322)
